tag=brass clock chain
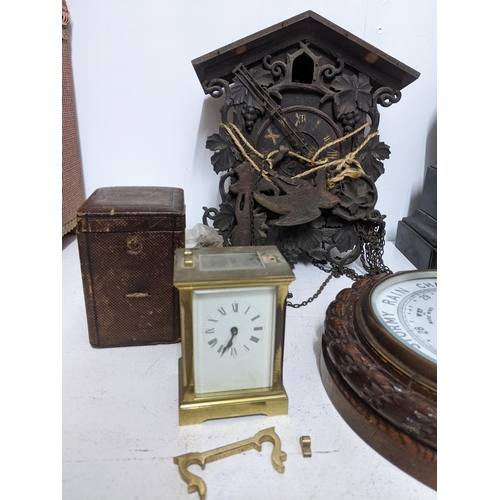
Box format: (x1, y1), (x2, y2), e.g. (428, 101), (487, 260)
(286, 260), (359, 308)
(286, 264), (340, 308)
(286, 221), (392, 308)
(361, 215), (394, 276)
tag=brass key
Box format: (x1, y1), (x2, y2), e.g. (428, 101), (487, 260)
(173, 427), (286, 500)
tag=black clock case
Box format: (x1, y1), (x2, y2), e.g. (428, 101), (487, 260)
(396, 164), (437, 269)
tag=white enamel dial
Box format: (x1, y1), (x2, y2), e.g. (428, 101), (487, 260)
(192, 286), (276, 395)
(371, 271), (437, 363)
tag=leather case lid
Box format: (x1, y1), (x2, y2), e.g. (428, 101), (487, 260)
(77, 187), (185, 232)
(77, 186), (185, 215)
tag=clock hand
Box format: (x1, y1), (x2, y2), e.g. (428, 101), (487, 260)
(233, 64), (316, 159)
(220, 326), (238, 357)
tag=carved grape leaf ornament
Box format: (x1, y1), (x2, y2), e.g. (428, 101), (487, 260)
(206, 128), (242, 173)
(332, 73), (373, 117)
(355, 135), (391, 181)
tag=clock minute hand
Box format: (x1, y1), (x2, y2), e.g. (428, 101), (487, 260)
(233, 64), (316, 159)
(220, 326), (238, 357)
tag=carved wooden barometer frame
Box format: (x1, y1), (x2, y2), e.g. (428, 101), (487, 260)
(192, 11), (420, 278)
(321, 271), (437, 489)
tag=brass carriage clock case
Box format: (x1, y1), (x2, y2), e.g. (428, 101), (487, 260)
(173, 245), (295, 425)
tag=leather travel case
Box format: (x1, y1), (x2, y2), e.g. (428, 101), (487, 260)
(77, 186), (185, 347)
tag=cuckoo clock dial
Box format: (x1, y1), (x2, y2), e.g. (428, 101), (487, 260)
(255, 105), (343, 179)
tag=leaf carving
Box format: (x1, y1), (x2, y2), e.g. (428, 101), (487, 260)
(337, 180), (372, 216)
(332, 224), (358, 253)
(212, 202), (235, 232)
(295, 224), (323, 253)
(331, 73), (373, 118)
(206, 128), (240, 173)
(357, 136), (391, 181)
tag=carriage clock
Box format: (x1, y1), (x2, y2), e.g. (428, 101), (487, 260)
(173, 245), (295, 425)
(192, 10), (420, 279)
(321, 270), (437, 489)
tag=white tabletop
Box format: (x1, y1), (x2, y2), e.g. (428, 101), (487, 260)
(62, 235), (436, 500)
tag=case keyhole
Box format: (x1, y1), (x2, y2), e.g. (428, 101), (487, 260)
(126, 237), (142, 254)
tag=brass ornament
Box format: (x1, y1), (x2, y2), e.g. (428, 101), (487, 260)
(173, 427), (286, 500)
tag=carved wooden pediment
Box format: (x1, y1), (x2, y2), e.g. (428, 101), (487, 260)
(193, 11), (419, 95)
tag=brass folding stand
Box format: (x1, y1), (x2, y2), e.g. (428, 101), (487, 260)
(173, 427), (286, 500)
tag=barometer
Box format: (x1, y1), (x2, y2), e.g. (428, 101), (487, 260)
(320, 270), (437, 489)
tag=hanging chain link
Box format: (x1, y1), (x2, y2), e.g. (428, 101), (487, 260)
(286, 218), (392, 308)
(286, 263), (340, 308)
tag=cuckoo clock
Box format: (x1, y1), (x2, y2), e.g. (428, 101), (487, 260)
(192, 11), (419, 277)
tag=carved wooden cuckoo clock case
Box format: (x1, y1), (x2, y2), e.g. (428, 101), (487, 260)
(192, 11), (419, 276)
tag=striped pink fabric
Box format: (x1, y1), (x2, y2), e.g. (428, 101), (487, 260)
(62, 0), (85, 235)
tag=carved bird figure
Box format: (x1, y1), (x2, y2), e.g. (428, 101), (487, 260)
(253, 169), (340, 226)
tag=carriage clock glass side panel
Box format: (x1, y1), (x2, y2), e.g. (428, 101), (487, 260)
(370, 270), (437, 363)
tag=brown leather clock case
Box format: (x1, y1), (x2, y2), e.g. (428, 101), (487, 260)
(76, 186), (185, 348)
